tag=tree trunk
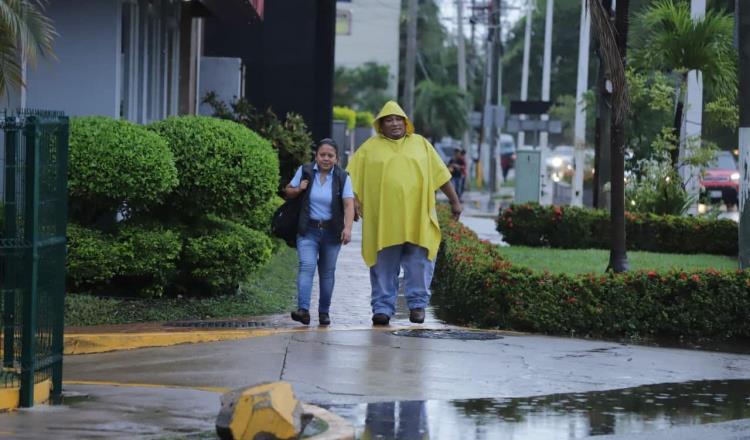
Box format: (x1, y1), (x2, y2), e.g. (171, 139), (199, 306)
(403, 0), (418, 117)
(608, 0), (630, 273)
(671, 99), (683, 166)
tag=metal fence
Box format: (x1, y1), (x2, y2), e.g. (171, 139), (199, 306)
(1, 110), (68, 407)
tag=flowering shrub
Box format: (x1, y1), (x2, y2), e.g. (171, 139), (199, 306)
(433, 206), (750, 339)
(497, 204), (737, 255)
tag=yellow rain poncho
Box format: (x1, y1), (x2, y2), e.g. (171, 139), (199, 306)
(347, 101), (452, 267)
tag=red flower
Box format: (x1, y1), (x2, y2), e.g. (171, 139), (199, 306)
(691, 274), (701, 283)
(647, 271), (657, 278)
(566, 296), (578, 304)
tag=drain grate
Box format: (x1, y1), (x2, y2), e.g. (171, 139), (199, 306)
(165, 321), (268, 329)
(391, 329), (503, 340)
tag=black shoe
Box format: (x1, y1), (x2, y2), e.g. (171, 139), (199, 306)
(291, 309), (310, 325)
(319, 313), (331, 326)
(409, 308), (425, 324)
(372, 313), (390, 326)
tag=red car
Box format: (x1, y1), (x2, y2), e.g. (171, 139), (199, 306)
(701, 151), (739, 206)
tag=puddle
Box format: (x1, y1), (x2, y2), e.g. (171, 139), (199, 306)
(324, 379), (750, 439)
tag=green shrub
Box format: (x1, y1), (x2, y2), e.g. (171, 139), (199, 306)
(115, 224), (182, 298)
(69, 116), (178, 224)
(202, 93), (313, 188)
(66, 223), (181, 298)
(182, 217), (273, 295)
(355, 111), (375, 128)
(66, 223), (120, 290)
(333, 106), (356, 130)
(434, 206), (750, 340)
(497, 204), (737, 255)
(149, 116), (279, 220)
(243, 196), (284, 234)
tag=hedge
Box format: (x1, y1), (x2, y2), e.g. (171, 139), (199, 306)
(433, 206), (750, 340)
(333, 106), (356, 129)
(69, 116), (178, 223)
(497, 204), (738, 256)
(67, 223), (181, 298)
(149, 116), (279, 220)
(182, 217), (273, 296)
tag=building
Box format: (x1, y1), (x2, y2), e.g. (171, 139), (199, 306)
(334, 0), (401, 98)
(1, 0), (263, 124)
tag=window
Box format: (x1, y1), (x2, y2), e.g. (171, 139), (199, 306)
(336, 10), (352, 35)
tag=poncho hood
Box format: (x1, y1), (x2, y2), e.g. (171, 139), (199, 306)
(373, 101), (415, 136)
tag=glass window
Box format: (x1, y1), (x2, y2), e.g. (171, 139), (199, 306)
(336, 10), (352, 35)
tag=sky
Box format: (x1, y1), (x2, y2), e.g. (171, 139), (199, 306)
(437, 0), (526, 42)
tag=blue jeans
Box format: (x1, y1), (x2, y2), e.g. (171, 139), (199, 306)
(296, 228), (342, 313)
(369, 243), (435, 316)
(451, 175), (464, 198)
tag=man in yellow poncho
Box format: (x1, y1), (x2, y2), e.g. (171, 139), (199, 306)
(347, 101), (463, 326)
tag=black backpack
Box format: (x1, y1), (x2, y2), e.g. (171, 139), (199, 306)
(271, 164), (314, 248)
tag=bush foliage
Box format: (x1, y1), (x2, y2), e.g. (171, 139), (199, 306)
(68, 116), (178, 224)
(149, 116), (279, 220)
(67, 115), (279, 299)
(497, 204), (737, 255)
(434, 207), (750, 340)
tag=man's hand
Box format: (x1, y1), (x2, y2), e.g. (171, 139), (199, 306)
(450, 200), (463, 220)
(299, 179), (309, 191)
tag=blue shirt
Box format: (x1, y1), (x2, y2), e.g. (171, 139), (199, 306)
(290, 164), (354, 221)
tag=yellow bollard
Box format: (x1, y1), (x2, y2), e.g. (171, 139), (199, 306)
(216, 382), (304, 440)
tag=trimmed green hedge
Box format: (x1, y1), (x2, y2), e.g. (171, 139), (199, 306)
(69, 116), (178, 223)
(433, 207), (750, 340)
(497, 204), (738, 255)
(67, 223), (181, 298)
(149, 116), (279, 220)
(182, 217), (273, 296)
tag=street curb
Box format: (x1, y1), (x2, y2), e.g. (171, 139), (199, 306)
(63, 324), (486, 355)
(302, 403), (355, 440)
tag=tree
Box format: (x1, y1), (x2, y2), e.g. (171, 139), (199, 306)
(333, 63), (393, 113)
(0, 0), (55, 97)
(631, 0), (736, 166)
(413, 80), (468, 140)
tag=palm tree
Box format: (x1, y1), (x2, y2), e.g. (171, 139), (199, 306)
(413, 80), (469, 140)
(0, 0), (55, 98)
(631, 0), (735, 166)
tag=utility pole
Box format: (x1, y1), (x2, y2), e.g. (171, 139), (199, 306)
(488, 0), (503, 194)
(539, 0), (554, 205)
(403, 0), (418, 117)
(739, 0), (750, 268)
(517, 0), (533, 151)
(572, 0), (591, 207)
(457, 0), (470, 153)
(680, 0), (706, 216)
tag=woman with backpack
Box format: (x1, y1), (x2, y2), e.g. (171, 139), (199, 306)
(284, 138), (355, 326)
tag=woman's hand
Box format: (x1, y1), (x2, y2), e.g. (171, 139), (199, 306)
(341, 227), (352, 245)
(299, 179), (309, 191)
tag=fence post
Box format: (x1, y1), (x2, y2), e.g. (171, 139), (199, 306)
(20, 116), (41, 407)
(2, 117), (19, 370)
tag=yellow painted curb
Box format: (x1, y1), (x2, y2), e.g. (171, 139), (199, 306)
(64, 380), (230, 394)
(0, 379), (51, 412)
(303, 403), (355, 440)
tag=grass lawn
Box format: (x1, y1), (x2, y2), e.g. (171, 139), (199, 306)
(496, 246), (738, 275)
(65, 245), (298, 326)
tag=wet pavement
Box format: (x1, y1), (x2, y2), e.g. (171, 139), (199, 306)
(327, 379), (750, 439)
(2, 205), (750, 438)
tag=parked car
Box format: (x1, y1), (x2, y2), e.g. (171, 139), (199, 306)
(499, 134), (516, 179)
(701, 151), (739, 206)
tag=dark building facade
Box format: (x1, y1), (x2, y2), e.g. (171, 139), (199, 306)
(204, 0), (336, 141)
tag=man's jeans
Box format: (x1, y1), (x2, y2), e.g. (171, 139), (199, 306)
(369, 243), (435, 317)
(296, 228), (342, 313)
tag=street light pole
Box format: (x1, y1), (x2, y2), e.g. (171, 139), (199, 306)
(517, 0), (533, 151)
(539, 0), (554, 205)
(457, 0), (471, 154)
(572, 0), (591, 207)
(739, 0), (750, 268)
(403, 0), (418, 117)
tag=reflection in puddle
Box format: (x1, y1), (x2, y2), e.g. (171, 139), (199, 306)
(325, 379), (750, 439)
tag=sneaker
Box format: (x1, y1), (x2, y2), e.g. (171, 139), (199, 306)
(409, 308), (425, 324)
(291, 309), (310, 325)
(372, 313), (390, 326)
(319, 313), (331, 326)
